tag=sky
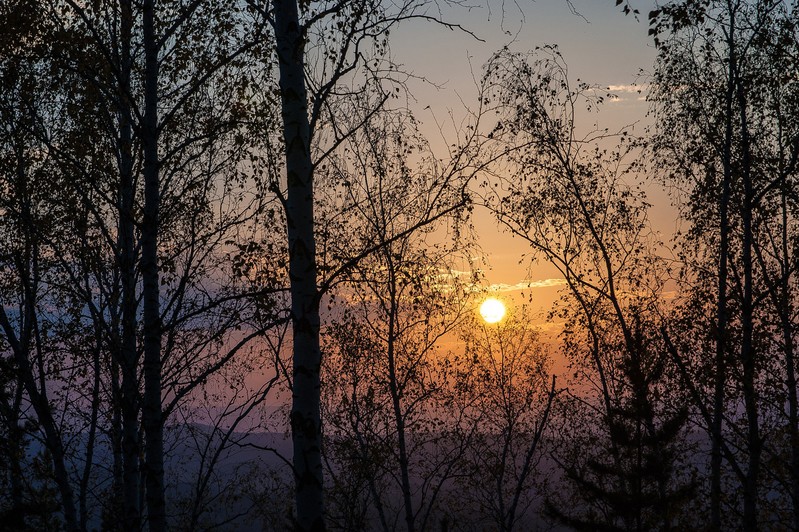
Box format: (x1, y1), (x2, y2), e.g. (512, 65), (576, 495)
(387, 0), (662, 318)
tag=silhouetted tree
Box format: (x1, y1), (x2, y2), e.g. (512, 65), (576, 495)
(456, 306), (556, 531)
(319, 105), (475, 530)
(260, 0), (483, 520)
(651, 1), (799, 527)
(480, 46), (694, 530)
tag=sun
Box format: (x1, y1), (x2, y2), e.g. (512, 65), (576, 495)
(479, 297), (506, 324)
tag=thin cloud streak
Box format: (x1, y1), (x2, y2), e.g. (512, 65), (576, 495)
(606, 84), (649, 104)
(488, 278), (567, 292)
(444, 270), (567, 292)
(607, 84), (648, 93)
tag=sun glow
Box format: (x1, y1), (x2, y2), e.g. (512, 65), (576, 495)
(479, 297), (506, 324)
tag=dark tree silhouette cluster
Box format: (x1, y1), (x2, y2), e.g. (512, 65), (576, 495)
(3, 0), (799, 531)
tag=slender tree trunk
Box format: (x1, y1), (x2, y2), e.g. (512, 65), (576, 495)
(272, 0), (325, 528)
(506, 375), (556, 532)
(117, 0), (141, 521)
(113, 0), (144, 528)
(0, 376), (26, 527)
(735, 57), (760, 532)
(710, 15), (736, 525)
(105, 273), (124, 520)
(726, 6), (761, 520)
(385, 264), (415, 532)
(79, 327), (102, 531)
(710, 151), (729, 532)
(0, 307), (80, 532)
(7, 383), (24, 514)
(498, 434), (510, 532)
(786, 310), (799, 532)
(779, 185), (799, 531)
(110, 354), (125, 524)
(119, 160), (141, 531)
(32, 387), (80, 532)
(140, 0), (166, 529)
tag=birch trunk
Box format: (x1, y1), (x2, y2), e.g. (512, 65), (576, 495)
(272, 0), (325, 527)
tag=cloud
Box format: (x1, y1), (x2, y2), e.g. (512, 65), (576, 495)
(487, 278), (567, 292)
(432, 270), (567, 293)
(606, 84), (649, 104)
(607, 84), (648, 93)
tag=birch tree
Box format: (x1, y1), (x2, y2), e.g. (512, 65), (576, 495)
(481, 47), (694, 530)
(317, 106), (475, 530)
(651, 1), (799, 526)
(259, 0), (482, 523)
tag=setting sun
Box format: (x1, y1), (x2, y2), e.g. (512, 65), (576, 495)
(479, 297), (506, 324)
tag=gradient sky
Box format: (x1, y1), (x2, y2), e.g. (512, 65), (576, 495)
(391, 0), (663, 316)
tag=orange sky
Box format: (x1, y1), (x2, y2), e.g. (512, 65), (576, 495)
(390, 1), (663, 317)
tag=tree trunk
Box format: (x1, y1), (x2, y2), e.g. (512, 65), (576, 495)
(110, 355), (125, 526)
(385, 262), (415, 532)
(0, 307), (80, 532)
(735, 50), (760, 532)
(710, 15), (736, 526)
(272, 0), (325, 528)
(6, 383), (24, 516)
(117, 0), (141, 525)
(779, 185), (799, 531)
(141, 0), (166, 529)
(79, 325), (102, 531)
